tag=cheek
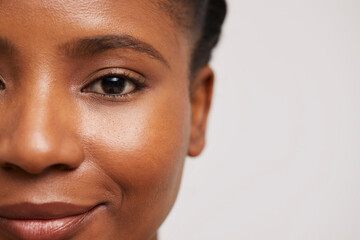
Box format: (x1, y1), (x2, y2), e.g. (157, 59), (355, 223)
(76, 83), (191, 224)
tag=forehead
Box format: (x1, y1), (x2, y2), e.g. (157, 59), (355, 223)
(0, 0), (176, 21)
(0, 0), (190, 70)
(0, 0), (182, 36)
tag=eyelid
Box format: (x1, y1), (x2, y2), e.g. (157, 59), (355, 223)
(81, 68), (148, 99)
(84, 68), (146, 88)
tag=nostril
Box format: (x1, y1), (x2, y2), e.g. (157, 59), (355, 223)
(2, 163), (21, 171)
(0, 129), (84, 175)
(51, 164), (74, 171)
(1, 162), (75, 175)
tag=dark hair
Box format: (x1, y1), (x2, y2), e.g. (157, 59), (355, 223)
(189, 0), (227, 76)
(160, 0), (227, 77)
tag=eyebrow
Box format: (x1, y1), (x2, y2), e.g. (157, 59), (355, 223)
(0, 37), (16, 55)
(60, 35), (170, 68)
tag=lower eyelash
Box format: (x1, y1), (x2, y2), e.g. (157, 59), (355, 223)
(93, 85), (145, 102)
(82, 71), (148, 99)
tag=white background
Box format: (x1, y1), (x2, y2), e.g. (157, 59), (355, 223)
(160, 0), (360, 239)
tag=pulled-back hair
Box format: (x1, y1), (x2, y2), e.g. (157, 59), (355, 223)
(190, 0), (227, 76)
(160, 0), (227, 77)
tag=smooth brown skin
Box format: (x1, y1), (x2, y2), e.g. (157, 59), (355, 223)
(0, 0), (214, 239)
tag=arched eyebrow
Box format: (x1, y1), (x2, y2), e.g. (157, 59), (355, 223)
(60, 35), (170, 68)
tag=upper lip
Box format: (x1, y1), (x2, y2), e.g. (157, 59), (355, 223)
(0, 202), (99, 220)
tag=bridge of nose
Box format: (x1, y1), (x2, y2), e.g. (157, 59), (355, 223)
(0, 68), (84, 175)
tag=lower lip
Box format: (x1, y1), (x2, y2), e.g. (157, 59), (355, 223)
(0, 206), (99, 240)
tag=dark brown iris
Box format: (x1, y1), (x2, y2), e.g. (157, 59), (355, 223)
(101, 76), (126, 94)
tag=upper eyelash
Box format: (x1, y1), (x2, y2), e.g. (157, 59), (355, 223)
(82, 71), (147, 98)
(95, 72), (145, 88)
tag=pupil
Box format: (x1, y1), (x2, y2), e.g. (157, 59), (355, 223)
(101, 77), (125, 94)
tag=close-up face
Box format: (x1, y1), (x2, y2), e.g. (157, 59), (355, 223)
(0, 0), (217, 239)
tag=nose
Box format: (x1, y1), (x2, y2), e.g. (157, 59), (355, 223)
(0, 80), (84, 175)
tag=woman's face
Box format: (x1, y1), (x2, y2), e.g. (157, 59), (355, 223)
(0, 0), (213, 240)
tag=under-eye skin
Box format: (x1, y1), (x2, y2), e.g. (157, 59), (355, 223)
(82, 69), (147, 101)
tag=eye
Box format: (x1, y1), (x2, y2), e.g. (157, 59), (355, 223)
(0, 78), (5, 90)
(83, 74), (138, 97)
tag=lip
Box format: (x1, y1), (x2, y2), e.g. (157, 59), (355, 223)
(0, 202), (102, 240)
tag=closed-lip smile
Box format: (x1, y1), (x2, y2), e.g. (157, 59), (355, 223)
(0, 202), (102, 240)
